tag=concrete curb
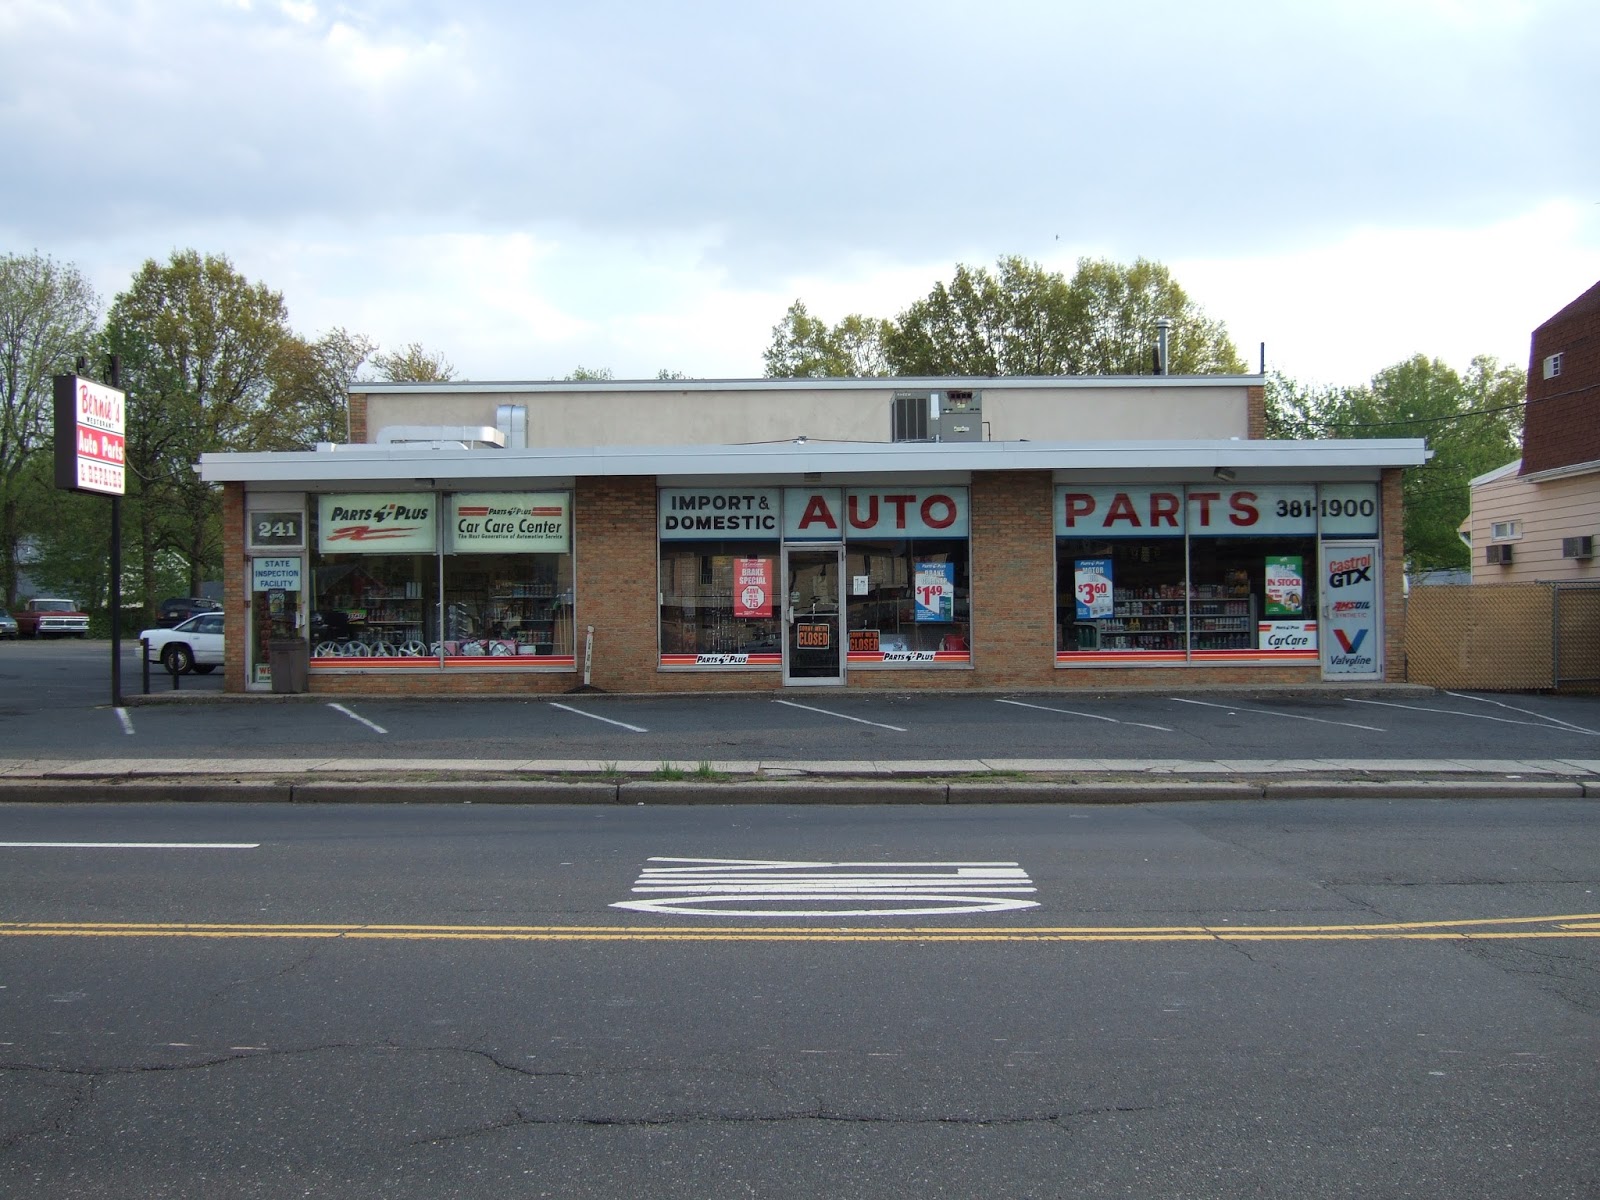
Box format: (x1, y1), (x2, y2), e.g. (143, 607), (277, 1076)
(2, 775), (1592, 804)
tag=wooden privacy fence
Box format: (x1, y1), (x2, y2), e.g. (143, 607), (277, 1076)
(1406, 582), (1600, 690)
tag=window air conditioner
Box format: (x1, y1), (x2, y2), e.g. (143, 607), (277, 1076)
(1562, 535), (1594, 560)
(1486, 544), (1514, 565)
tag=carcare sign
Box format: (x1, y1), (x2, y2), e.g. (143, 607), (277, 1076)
(784, 488), (969, 540)
(1323, 544), (1380, 676)
(1264, 556), (1304, 616)
(318, 494), (436, 554)
(733, 558), (773, 618)
(1074, 558), (1114, 619)
(914, 561), (954, 621)
(53, 375), (126, 496)
(452, 492), (569, 553)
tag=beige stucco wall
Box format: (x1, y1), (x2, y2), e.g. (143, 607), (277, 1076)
(1469, 468), (1600, 583)
(358, 382), (1252, 448)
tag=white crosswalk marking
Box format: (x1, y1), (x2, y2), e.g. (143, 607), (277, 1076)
(612, 857), (1040, 917)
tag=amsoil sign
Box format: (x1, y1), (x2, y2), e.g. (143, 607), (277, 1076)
(53, 375), (126, 496)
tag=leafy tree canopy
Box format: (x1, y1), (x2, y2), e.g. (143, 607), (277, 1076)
(1266, 356), (1524, 571)
(372, 341), (455, 382)
(766, 256), (1244, 378)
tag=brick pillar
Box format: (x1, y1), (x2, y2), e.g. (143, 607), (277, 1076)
(222, 482), (246, 693)
(1246, 385), (1266, 439)
(347, 392), (367, 444)
(971, 470), (1056, 688)
(1381, 467), (1407, 681)
(575, 476), (658, 691)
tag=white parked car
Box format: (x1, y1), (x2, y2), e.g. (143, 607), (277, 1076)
(140, 612), (224, 674)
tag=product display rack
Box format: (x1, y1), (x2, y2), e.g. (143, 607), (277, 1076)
(486, 578), (565, 650)
(1097, 586), (1256, 652)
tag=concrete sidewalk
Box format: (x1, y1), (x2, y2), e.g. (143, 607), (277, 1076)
(2, 756), (1598, 803)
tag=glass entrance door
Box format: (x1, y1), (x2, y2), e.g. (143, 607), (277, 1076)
(783, 546), (844, 684)
(248, 555), (304, 689)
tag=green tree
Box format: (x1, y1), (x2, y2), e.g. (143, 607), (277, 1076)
(372, 342), (455, 382)
(268, 327), (375, 448)
(763, 301), (890, 377)
(1063, 257), (1246, 375)
(105, 250), (293, 607)
(1266, 356), (1524, 571)
(0, 252), (100, 606)
(566, 366), (613, 381)
(766, 256), (1243, 379)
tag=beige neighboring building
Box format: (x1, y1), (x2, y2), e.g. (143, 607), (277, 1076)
(1466, 278), (1600, 582)
(1466, 459), (1600, 582)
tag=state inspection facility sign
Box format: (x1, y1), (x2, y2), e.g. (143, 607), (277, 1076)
(54, 374), (127, 496)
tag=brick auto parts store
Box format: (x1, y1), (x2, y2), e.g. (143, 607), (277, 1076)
(200, 377), (1425, 694)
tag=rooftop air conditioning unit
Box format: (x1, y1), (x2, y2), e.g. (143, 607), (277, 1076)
(1486, 544), (1514, 565)
(1562, 535), (1594, 560)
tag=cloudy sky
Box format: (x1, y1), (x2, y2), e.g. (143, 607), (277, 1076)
(3, 0), (1598, 387)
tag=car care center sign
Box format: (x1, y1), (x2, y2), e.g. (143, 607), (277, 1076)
(452, 492), (570, 552)
(1324, 547), (1380, 676)
(318, 494), (437, 553)
(53, 375), (126, 496)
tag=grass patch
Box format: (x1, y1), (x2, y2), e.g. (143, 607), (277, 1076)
(651, 759), (728, 781)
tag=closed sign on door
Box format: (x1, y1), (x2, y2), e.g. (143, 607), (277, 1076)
(796, 623), (831, 649)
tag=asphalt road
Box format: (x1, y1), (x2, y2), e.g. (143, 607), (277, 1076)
(1, 799), (1596, 1198)
(6, 639), (1600, 765)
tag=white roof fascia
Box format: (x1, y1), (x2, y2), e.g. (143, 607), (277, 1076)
(1516, 457), (1600, 484)
(1468, 459), (1523, 488)
(351, 375), (1264, 396)
(200, 438), (1429, 487)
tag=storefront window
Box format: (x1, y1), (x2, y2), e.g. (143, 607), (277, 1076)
(845, 540), (970, 660)
(311, 493), (439, 661)
(1055, 484), (1348, 664)
(658, 488), (783, 667)
(441, 492), (574, 663)
(826, 487), (972, 666)
(308, 491), (575, 668)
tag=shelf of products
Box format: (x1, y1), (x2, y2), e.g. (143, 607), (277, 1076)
(1091, 586), (1257, 652)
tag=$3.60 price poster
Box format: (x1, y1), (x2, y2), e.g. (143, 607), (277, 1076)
(1074, 558), (1113, 620)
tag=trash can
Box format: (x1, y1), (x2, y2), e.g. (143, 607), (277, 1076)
(268, 637), (309, 694)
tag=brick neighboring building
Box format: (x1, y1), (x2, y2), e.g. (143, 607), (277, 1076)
(1467, 279), (1600, 582)
(201, 375), (1423, 694)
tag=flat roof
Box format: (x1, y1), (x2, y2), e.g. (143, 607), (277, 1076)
(201, 437), (1429, 487)
(352, 374), (1263, 395)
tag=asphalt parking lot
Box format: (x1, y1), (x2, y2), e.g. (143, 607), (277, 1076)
(4, 639), (1600, 767)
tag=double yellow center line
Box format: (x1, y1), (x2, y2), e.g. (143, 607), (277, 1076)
(3, 914), (1598, 944)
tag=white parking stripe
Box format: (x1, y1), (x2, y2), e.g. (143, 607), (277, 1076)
(773, 699), (908, 732)
(0, 842), (259, 849)
(1170, 697), (1384, 732)
(115, 708), (134, 735)
(327, 703), (387, 734)
(1348, 697), (1600, 735)
(997, 698), (1174, 732)
(549, 702), (648, 732)
(1444, 692), (1600, 736)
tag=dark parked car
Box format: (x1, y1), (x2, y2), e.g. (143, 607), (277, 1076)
(158, 597), (221, 627)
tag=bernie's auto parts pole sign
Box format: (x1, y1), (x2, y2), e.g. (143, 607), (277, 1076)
(54, 375), (126, 496)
